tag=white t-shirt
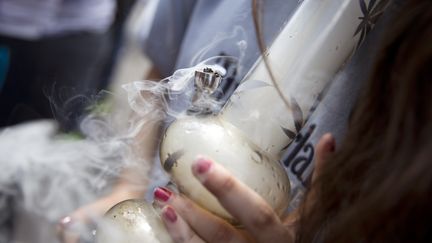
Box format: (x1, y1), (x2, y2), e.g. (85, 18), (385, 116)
(0, 0), (116, 40)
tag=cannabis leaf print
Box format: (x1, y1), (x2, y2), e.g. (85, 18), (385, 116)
(290, 96), (304, 133)
(354, 0), (390, 49)
(280, 96), (304, 151)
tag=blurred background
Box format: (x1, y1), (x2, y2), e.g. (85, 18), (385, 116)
(0, 1), (156, 242)
(0, 0), (154, 132)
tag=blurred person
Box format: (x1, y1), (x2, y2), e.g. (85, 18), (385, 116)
(142, 0), (300, 98)
(0, 0), (136, 131)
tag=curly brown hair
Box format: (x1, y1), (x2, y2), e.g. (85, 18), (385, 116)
(296, 0), (432, 242)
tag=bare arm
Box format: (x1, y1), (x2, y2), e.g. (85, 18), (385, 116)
(107, 65), (164, 199)
(58, 66), (164, 242)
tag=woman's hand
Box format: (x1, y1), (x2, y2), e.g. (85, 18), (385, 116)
(56, 193), (119, 243)
(57, 187), (145, 243)
(154, 159), (292, 243)
(154, 133), (335, 243)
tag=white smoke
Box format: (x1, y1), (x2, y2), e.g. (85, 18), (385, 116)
(0, 56), (238, 243)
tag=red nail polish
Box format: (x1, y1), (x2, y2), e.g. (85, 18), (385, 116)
(163, 206), (177, 223)
(195, 158), (212, 174)
(154, 187), (172, 202)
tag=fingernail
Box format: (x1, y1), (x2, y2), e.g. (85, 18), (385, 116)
(329, 143), (335, 152)
(154, 187), (172, 202)
(193, 158), (212, 174)
(163, 206), (177, 223)
(58, 216), (72, 228)
(325, 134), (336, 152)
(327, 140), (336, 152)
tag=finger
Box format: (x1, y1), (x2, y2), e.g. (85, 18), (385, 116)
(57, 194), (121, 243)
(57, 207), (100, 243)
(281, 134), (336, 237)
(154, 187), (249, 243)
(192, 158), (291, 242)
(312, 133), (335, 183)
(294, 133), (336, 222)
(57, 216), (87, 243)
(60, 232), (80, 243)
(161, 205), (205, 243)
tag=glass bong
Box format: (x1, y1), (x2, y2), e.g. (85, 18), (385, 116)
(160, 66), (291, 221)
(96, 0), (381, 241)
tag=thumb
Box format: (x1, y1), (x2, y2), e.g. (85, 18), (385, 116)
(282, 134), (336, 233)
(312, 133), (335, 183)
